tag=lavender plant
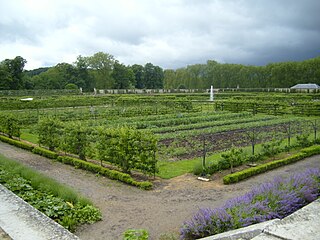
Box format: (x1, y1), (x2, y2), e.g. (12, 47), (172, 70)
(181, 168), (320, 239)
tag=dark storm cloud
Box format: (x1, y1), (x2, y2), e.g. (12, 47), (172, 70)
(0, 0), (319, 69)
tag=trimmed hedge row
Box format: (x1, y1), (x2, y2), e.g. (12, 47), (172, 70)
(57, 156), (153, 190)
(0, 135), (153, 190)
(0, 135), (34, 151)
(32, 146), (58, 159)
(223, 145), (320, 184)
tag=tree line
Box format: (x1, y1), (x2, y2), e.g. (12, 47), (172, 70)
(0, 52), (164, 91)
(164, 57), (320, 89)
(1, 53), (319, 91)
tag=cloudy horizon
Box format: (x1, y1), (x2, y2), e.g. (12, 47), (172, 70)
(1, 0), (320, 70)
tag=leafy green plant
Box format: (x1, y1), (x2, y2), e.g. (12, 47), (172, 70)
(97, 126), (158, 175)
(32, 146), (58, 159)
(61, 122), (89, 160)
(221, 147), (244, 173)
(123, 229), (149, 240)
(0, 135), (34, 151)
(261, 137), (282, 157)
(57, 156), (153, 190)
(296, 133), (311, 147)
(0, 161), (102, 232)
(0, 114), (20, 138)
(193, 162), (205, 175)
(37, 117), (63, 151)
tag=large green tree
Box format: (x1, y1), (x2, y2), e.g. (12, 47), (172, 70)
(131, 64), (145, 89)
(164, 56), (320, 89)
(31, 64), (71, 89)
(86, 52), (115, 89)
(0, 56), (26, 90)
(144, 63), (164, 89)
(74, 55), (94, 91)
(0, 64), (13, 90)
(112, 61), (135, 89)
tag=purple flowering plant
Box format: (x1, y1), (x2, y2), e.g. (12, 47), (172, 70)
(180, 168), (320, 239)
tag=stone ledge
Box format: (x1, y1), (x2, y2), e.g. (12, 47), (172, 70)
(0, 184), (79, 240)
(253, 198), (320, 240)
(200, 219), (280, 240)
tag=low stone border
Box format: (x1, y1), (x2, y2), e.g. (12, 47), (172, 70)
(200, 219), (280, 240)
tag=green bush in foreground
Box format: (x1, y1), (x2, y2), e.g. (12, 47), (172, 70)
(123, 229), (149, 240)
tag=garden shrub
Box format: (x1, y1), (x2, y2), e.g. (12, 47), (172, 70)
(296, 133), (312, 148)
(261, 138), (282, 157)
(244, 153), (263, 163)
(221, 147), (244, 173)
(206, 162), (219, 175)
(97, 126), (158, 175)
(0, 114), (20, 138)
(0, 164), (101, 232)
(37, 117), (63, 151)
(181, 168), (320, 239)
(193, 162), (205, 175)
(223, 145), (320, 184)
(61, 122), (89, 160)
(32, 146), (58, 159)
(123, 229), (149, 240)
(57, 156), (153, 190)
(0, 135), (34, 151)
(217, 157), (230, 170)
(133, 181), (153, 190)
(301, 145), (320, 156)
(193, 160), (220, 176)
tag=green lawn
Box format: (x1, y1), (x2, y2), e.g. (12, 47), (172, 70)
(20, 129), (38, 144)
(157, 153), (222, 179)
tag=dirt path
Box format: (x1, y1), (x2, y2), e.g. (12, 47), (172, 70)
(0, 141), (319, 240)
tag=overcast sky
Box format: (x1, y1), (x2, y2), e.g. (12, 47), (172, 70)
(1, 0), (320, 70)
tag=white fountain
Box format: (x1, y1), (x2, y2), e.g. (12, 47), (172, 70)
(210, 85), (214, 101)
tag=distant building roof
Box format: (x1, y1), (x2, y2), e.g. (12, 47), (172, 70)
(290, 83), (320, 89)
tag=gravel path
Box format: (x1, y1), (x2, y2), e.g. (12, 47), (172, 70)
(0, 141), (319, 240)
